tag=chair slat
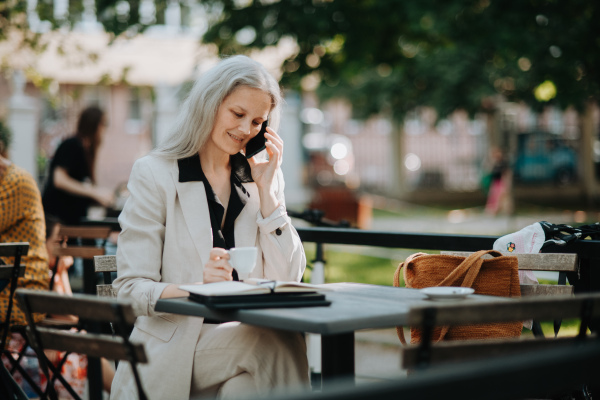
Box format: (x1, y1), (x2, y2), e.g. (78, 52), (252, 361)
(54, 246), (105, 259)
(402, 335), (584, 369)
(17, 290), (136, 325)
(407, 293), (600, 326)
(0, 265), (25, 280)
(58, 226), (112, 240)
(16, 289), (148, 400)
(97, 285), (117, 298)
(94, 255), (117, 272)
(440, 251), (578, 272)
(520, 284), (573, 296)
(0, 243), (29, 257)
(35, 328), (147, 363)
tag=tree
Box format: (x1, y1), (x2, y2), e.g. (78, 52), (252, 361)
(202, 0), (600, 202)
(200, 0), (599, 120)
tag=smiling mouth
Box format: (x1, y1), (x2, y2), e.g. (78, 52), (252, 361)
(228, 132), (244, 143)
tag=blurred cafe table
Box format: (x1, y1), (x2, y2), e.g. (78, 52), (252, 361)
(80, 216), (121, 232)
(155, 282), (501, 388)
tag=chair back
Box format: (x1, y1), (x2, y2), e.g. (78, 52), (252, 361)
(53, 226), (111, 259)
(55, 226), (112, 295)
(16, 289), (148, 400)
(440, 252), (577, 296)
(402, 292), (600, 370)
(0, 242), (29, 348)
(94, 255), (117, 298)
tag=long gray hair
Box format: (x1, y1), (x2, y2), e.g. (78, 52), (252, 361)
(154, 55), (282, 159)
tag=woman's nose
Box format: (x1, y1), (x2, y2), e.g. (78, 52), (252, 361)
(239, 118), (252, 135)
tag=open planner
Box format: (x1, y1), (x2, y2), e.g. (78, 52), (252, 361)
(179, 279), (331, 309)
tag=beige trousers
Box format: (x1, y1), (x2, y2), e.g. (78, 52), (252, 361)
(191, 322), (310, 399)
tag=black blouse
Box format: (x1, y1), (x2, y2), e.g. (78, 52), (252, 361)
(178, 153), (253, 281)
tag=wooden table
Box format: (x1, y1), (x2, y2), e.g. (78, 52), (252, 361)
(155, 282), (502, 388)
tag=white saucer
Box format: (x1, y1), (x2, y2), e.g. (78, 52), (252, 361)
(420, 287), (475, 301)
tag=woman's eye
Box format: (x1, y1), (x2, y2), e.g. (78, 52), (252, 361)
(233, 112), (243, 118)
(252, 121), (261, 126)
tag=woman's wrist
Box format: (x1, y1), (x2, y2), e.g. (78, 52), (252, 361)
(259, 189), (279, 218)
(160, 284), (189, 299)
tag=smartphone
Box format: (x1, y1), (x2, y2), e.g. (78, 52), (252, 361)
(245, 120), (268, 159)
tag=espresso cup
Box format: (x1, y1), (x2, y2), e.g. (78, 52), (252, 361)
(228, 247), (258, 280)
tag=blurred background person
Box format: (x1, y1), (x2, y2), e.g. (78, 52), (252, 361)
(484, 146), (513, 216)
(42, 106), (114, 225)
(44, 215), (74, 301)
(0, 120), (49, 329)
(0, 121), (50, 396)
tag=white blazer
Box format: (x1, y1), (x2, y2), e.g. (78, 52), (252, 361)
(110, 154), (306, 400)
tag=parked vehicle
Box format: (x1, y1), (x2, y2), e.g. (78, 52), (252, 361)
(513, 132), (578, 185)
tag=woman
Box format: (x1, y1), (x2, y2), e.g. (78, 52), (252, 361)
(111, 56), (309, 399)
(42, 106), (114, 225)
(0, 123), (49, 330)
(484, 146), (513, 216)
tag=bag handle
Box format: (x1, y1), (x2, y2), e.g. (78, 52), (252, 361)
(439, 250), (503, 288)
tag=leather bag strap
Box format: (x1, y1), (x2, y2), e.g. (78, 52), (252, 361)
(436, 250), (502, 341)
(439, 250), (502, 287)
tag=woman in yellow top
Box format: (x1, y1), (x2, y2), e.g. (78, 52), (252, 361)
(0, 124), (49, 329)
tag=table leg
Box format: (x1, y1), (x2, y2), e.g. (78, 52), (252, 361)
(83, 259), (97, 295)
(320, 332), (355, 389)
(87, 357), (103, 400)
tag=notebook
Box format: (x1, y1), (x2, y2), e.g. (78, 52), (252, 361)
(180, 280), (331, 309)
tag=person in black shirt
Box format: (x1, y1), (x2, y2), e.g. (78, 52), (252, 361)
(42, 106), (114, 225)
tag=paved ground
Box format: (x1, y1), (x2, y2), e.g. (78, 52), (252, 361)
(355, 328), (406, 383)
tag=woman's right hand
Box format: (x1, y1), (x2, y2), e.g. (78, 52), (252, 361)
(93, 187), (115, 208)
(161, 248), (234, 299)
(203, 248), (233, 284)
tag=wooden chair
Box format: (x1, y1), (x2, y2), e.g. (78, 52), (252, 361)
(2, 242), (80, 399)
(0, 243), (28, 349)
(93, 255), (117, 298)
(54, 226), (112, 295)
(0, 242), (29, 400)
(16, 289), (148, 400)
(401, 292), (600, 372)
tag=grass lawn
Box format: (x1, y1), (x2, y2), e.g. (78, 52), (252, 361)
(303, 243), (406, 287)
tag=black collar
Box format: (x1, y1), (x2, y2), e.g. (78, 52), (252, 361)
(178, 153), (253, 186)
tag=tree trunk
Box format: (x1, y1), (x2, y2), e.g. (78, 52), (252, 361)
(580, 101), (598, 207)
(389, 121), (406, 199)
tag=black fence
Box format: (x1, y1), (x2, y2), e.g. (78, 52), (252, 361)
(295, 227), (600, 297)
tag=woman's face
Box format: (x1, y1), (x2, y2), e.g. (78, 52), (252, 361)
(46, 224), (62, 263)
(207, 86), (271, 156)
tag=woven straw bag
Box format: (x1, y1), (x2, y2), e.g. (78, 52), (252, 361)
(394, 249), (522, 345)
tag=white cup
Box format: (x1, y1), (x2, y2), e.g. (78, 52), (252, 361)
(228, 247), (258, 281)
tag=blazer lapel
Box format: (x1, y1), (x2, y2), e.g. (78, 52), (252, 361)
(234, 182), (259, 248)
(171, 165), (212, 268)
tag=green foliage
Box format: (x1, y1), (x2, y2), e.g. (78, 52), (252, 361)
(0, 120), (12, 153)
(203, 0), (600, 120)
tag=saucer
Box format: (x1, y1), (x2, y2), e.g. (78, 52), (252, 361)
(420, 287), (475, 301)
